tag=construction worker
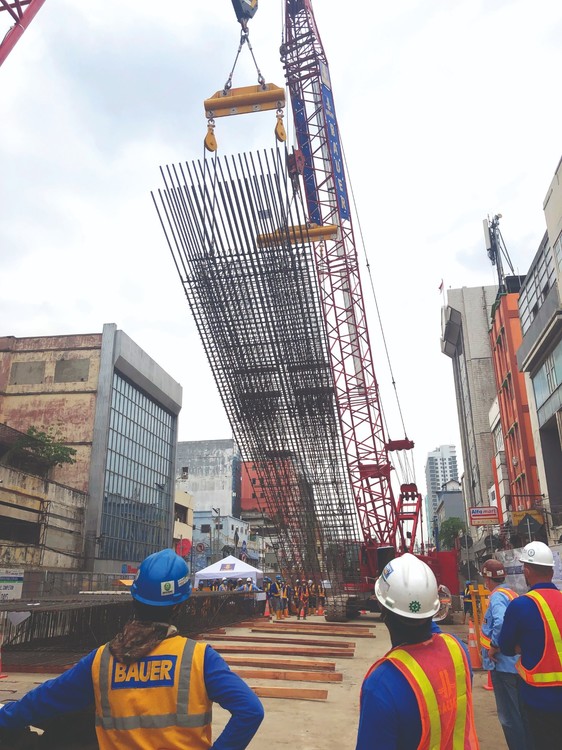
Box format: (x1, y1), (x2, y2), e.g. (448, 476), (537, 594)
(356, 553), (479, 749)
(463, 579), (474, 624)
(219, 577), (229, 591)
(297, 579), (309, 620)
(317, 580), (326, 613)
(268, 574), (282, 620)
(0, 549), (264, 749)
(479, 558), (531, 750)
(498, 541), (562, 746)
(280, 580), (289, 618)
(308, 579), (317, 615)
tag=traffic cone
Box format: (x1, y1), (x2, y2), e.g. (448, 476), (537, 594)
(264, 599), (270, 618)
(467, 618), (482, 670)
(483, 671), (494, 691)
(317, 602), (324, 616)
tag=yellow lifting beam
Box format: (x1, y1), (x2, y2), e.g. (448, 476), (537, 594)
(204, 84), (286, 152)
(205, 83), (285, 118)
(256, 224), (339, 248)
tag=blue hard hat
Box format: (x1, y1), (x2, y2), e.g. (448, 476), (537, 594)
(276, 574), (281, 580)
(131, 549), (192, 607)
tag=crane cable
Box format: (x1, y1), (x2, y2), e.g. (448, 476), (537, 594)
(340, 141), (417, 486)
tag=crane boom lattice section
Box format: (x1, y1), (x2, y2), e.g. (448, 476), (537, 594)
(153, 149), (361, 598)
(283, 0), (398, 547)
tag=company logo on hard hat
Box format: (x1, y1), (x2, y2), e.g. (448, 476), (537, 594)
(161, 580), (175, 596)
(409, 600), (421, 613)
(528, 549), (535, 557)
(382, 562), (394, 581)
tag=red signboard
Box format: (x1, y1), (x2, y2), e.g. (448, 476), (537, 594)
(469, 506), (499, 526)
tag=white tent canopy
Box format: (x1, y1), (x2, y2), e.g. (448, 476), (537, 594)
(194, 555), (263, 585)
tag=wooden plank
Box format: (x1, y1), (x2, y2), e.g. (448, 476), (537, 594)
(211, 644), (354, 658)
(274, 620), (376, 630)
(201, 634), (355, 648)
(250, 686), (328, 701)
(251, 626), (374, 639)
(224, 656), (336, 671)
(232, 668), (342, 683)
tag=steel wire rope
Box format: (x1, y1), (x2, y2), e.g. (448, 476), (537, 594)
(339, 140), (417, 488)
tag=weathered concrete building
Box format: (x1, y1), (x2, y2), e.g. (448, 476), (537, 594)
(517, 156), (562, 535)
(441, 286), (498, 510)
(0, 324), (182, 572)
(176, 439), (241, 518)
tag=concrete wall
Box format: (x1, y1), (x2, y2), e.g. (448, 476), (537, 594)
(0, 464), (87, 569)
(0, 333), (102, 492)
(176, 440), (238, 517)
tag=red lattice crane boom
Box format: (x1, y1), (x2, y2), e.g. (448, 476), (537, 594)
(282, 0), (421, 574)
(0, 0), (46, 67)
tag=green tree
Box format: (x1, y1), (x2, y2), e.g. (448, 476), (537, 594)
(439, 517), (466, 550)
(21, 426), (77, 467)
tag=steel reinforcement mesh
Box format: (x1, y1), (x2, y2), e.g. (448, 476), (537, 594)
(153, 149), (361, 607)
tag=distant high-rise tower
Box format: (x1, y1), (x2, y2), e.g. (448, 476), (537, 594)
(425, 445), (459, 522)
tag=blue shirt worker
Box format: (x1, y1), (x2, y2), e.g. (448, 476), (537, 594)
(0, 549), (264, 750)
(498, 540), (562, 748)
(479, 558), (532, 750)
(356, 554), (479, 750)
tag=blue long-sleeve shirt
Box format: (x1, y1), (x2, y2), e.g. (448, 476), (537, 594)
(499, 582), (562, 712)
(0, 641), (264, 750)
(480, 587), (519, 673)
(356, 625), (472, 750)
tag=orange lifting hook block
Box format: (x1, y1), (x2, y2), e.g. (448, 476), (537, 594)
(204, 83), (286, 152)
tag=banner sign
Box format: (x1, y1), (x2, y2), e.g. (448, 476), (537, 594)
(469, 506), (499, 526)
(0, 569), (24, 601)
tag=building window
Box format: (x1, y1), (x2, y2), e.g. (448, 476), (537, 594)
(100, 371), (175, 562)
(174, 504), (187, 524)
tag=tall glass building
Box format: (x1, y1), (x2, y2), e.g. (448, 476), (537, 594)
(86, 324), (182, 573)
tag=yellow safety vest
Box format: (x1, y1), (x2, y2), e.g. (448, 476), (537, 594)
(92, 636), (212, 750)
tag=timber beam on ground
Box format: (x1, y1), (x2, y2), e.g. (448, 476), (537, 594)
(210, 644), (354, 658)
(232, 669), (342, 683)
(251, 625), (374, 639)
(250, 686), (328, 701)
(223, 656), (337, 671)
(200, 634), (355, 648)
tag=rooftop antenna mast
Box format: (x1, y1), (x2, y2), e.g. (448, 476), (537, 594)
(483, 213), (516, 293)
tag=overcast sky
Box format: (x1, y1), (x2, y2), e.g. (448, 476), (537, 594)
(2, 0), (562, 504)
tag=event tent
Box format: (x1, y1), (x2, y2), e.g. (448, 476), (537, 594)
(194, 555), (263, 585)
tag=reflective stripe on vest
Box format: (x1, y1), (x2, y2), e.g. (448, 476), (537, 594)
(95, 639), (212, 732)
(480, 587), (517, 650)
(516, 589), (562, 686)
(372, 633), (478, 749)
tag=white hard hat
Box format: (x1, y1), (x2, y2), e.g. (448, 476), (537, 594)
(246, 577), (252, 582)
(222, 578), (227, 582)
(308, 579), (313, 584)
(375, 553), (440, 619)
(519, 541), (554, 567)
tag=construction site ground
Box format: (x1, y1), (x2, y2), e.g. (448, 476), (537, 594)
(0, 611), (506, 749)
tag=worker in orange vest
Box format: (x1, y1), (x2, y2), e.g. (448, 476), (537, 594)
(356, 553), (479, 749)
(498, 541), (562, 747)
(479, 558), (531, 750)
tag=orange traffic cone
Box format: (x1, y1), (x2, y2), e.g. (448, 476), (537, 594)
(483, 671), (494, 691)
(264, 599), (270, 618)
(467, 618), (482, 670)
(317, 602), (324, 616)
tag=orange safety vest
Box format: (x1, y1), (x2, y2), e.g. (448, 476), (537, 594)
(363, 633), (479, 749)
(480, 587), (518, 650)
(92, 636), (212, 750)
(516, 588), (562, 687)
